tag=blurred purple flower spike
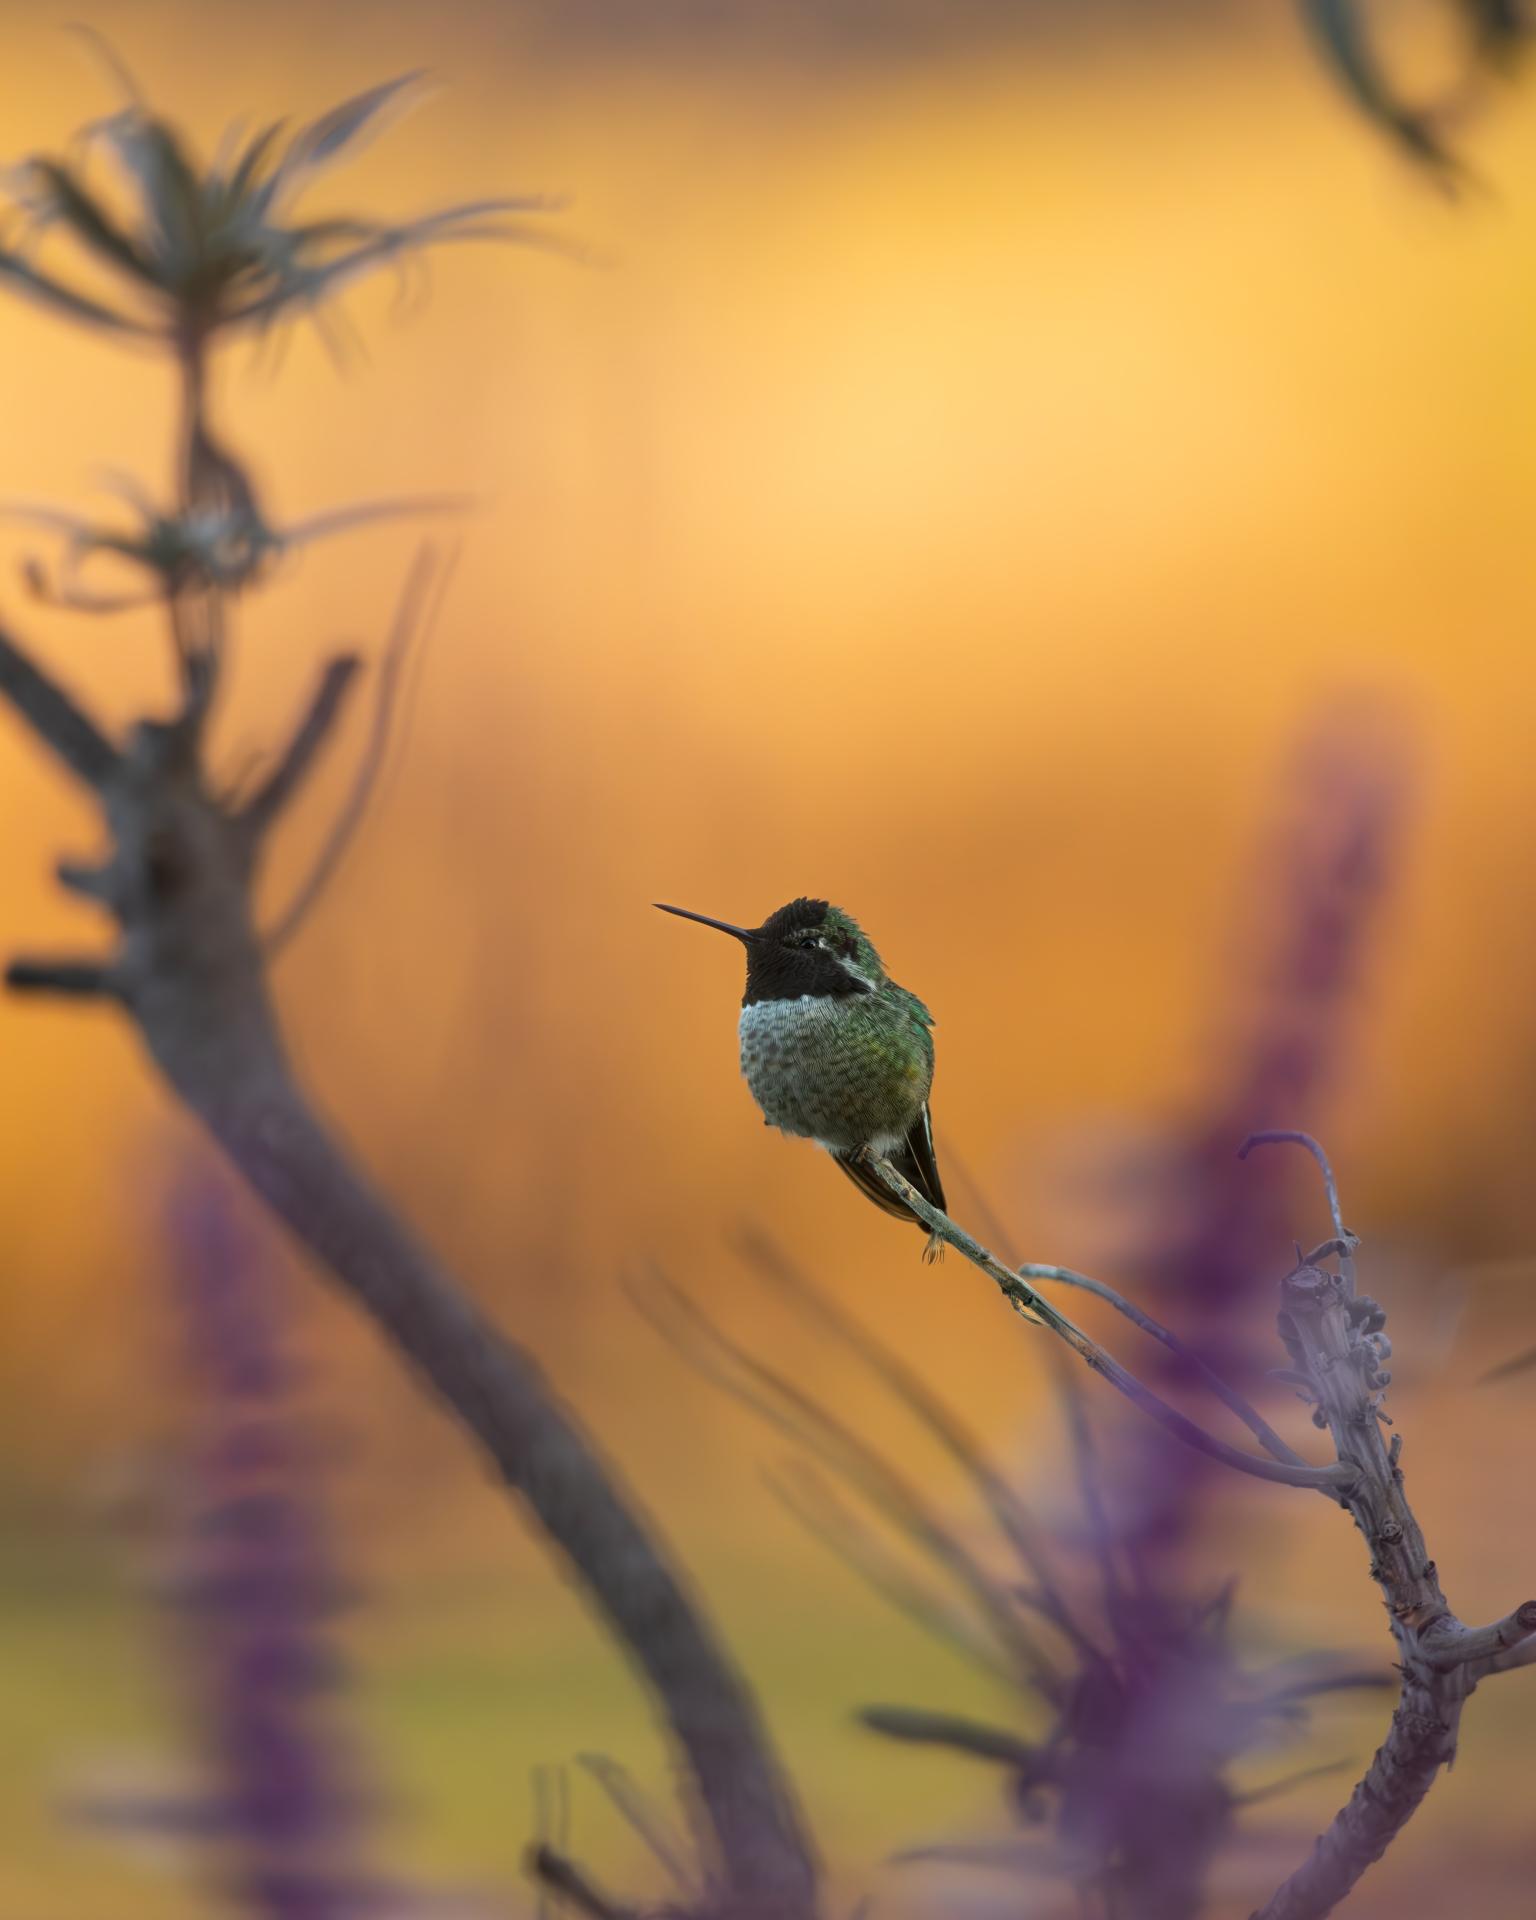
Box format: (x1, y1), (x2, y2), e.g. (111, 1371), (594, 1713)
(140, 1169), (515, 1919)
(161, 1165), (375, 1917)
(1101, 702), (1413, 1569)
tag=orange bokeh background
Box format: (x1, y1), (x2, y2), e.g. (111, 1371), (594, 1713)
(2, 2), (1536, 1915)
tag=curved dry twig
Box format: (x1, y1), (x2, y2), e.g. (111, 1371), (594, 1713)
(1239, 1130), (1349, 1243)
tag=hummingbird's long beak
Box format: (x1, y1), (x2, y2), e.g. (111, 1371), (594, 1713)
(654, 902), (758, 943)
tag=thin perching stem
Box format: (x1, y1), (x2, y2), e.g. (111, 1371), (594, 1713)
(860, 1153), (1350, 1495)
(1015, 1262), (1310, 1470)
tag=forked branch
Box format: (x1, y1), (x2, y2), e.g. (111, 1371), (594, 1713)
(1242, 1136), (1530, 1920)
(866, 1136), (1536, 1919)
(1248, 1241), (1536, 1919)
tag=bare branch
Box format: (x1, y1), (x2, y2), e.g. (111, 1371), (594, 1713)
(1, 70), (819, 1920)
(525, 1845), (636, 1920)
(1250, 1255), (1533, 1920)
(239, 654), (363, 835)
(858, 1705), (1046, 1773)
(1489, 1632), (1536, 1676)
(56, 856), (120, 906)
(1239, 1130), (1350, 1246)
(1420, 1601), (1536, 1672)
(184, 1090), (816, 1911)
(0, 622), (120, 786)
(862, 1154), (1350, 1495)
(6, 956), (117, 997)
(1016, 1261), (1309, 1469)
(3, 711), (818, 1915)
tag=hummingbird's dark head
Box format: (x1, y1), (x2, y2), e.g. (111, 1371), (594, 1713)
(654, 896), (886, 1005)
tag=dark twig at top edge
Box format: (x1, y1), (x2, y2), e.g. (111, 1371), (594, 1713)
(862, 1153), (1349, 1495)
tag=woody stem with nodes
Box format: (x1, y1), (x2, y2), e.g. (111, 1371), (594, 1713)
(860, 1133), (1536, 1920)
(0, 65), (817, 1920)
(0, 618), (818, 1920)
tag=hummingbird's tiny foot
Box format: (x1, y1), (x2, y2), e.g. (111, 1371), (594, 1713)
(922, 1230), (945, 1265)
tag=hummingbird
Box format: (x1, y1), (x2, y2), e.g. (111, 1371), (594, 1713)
(655, 897), (946, 1257)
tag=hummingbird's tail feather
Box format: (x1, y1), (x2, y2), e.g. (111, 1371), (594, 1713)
(834, 1103), (948, 1259)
